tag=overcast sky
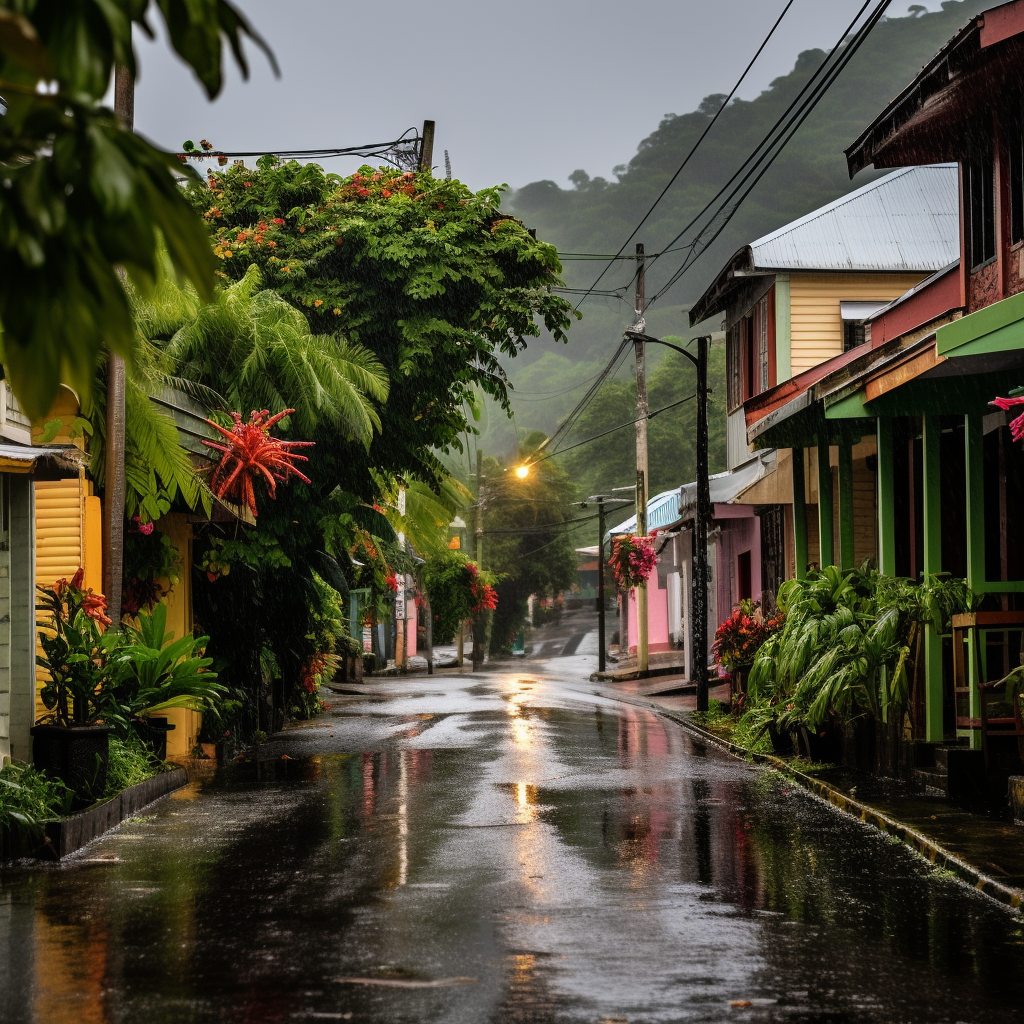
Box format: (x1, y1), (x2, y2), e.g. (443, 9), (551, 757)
(134, 0), (953, 192)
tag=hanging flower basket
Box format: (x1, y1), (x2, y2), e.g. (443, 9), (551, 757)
(609, 535), (657, 590)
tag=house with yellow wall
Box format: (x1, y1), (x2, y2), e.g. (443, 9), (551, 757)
(687, 165), (961, 602)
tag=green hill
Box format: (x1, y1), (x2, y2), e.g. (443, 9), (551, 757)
(478, 2), (980, 495)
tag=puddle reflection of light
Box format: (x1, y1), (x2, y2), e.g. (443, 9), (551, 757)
(398, 750), (408, 886)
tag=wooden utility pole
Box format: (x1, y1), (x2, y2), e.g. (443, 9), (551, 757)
(633, 243), (649, 674)
(693, 336), (711, 712)
(598, 498), (607, 674)
(419, 120), (435, 174)
(105, 64), (132, 625)
(472, 448), (484, 670)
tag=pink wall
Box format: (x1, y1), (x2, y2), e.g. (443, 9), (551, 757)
(626, 574), (671, 654)
(406, 611), (417, 658)
(713, 508), (761, 627)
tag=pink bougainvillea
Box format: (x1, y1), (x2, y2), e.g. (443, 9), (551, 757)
(991, 394), (1024, 442)
(609, 535), (657, 590)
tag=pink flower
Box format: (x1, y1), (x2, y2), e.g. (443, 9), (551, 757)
(992, 395), (1024, 441)
(139, 521), (155, 535)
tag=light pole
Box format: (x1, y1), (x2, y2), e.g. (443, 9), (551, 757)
(623, 329), (712, 712)
(579, 495), (633, 673)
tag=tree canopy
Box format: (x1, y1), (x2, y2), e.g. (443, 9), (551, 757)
(0, 0), (273, 420)
(183, 160), (576, 488)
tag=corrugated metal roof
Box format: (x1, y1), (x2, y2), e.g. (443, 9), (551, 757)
(749, 165), (959, 272)
(606, 488), (680, 540)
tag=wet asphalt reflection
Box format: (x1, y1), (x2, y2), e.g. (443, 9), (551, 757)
(4, 670), (1024, 1023)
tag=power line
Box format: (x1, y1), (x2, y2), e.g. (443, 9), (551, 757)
(645, 0), (886, 307)
(539, 392), (698, 464)
(177, 127), (423, 172)
(570, 0), (796, 311)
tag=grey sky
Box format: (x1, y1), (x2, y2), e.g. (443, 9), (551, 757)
(134, 0), (951, 192)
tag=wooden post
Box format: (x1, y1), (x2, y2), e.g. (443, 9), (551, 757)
(693, 335), (711, 712)
(598, 499), (607, 674)
(633, 243), (649, 674)
(876, 419), (895, 576)
(792, 447), (808, 578)
(838, 436), (855, 570)
(964, 412), (985, 745)
(418, 120), (435, 174)
(816, 439), (834, 568)
(922, 415), (943, 743)
(104, 64), (133, 625)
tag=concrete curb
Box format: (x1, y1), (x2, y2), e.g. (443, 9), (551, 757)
(662, 711), (1024, 914)
(47, 768), (189, 860)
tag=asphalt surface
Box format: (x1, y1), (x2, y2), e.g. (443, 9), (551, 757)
(4, 616), (1024, 1023)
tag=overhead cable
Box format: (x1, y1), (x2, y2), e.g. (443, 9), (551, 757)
(570, 0), (796, 311)
(646, 0), (887, 307)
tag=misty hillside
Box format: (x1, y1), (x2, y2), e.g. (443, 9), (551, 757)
(506, 1), (980, 366)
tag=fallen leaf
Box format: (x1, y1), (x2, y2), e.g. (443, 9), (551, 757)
(730, 1001), (752, 1009)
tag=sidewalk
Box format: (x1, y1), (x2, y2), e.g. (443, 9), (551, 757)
(637, 697), (1024, 911)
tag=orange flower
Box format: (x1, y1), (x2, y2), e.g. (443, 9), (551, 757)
(314, 299), (323, 307)
(82, 592), (112, 627)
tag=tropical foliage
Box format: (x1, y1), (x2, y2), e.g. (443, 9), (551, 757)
(0, 0), (271, 420)
(747, 567), (976, 732)
(184, 159), (575, 488)
(421, 552), (496, 645)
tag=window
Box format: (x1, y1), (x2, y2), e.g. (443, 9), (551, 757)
(966, 148), (996, 268)
(756, 295), (770, 392)
(1010, 121), (1024, 246)
(843, 320), (866, 351)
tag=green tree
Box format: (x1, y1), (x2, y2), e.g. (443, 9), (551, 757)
(560, 339), (727, 502)
(481, 435), (578, 655)
(0, 0), (272, 420)
(184, 160), (576, 489)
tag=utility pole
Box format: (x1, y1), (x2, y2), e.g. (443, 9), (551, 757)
(694, 336), (711, 712)
(105, 64), (132, 626)
(598, 498), (607, 673)
(633, 243), (649, 674)
(473, 448), (484, 670)
(419, 120), (435, 174)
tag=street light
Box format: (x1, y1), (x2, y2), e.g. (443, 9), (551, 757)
(515, 464), (530, 479)
(623, 328), (712, 713)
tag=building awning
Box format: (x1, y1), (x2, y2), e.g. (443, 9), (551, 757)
(678, 454), (774, 520)
(0, 443), (86, 478)
(841, 300), (889, 321)
(606, 488), (681, 541)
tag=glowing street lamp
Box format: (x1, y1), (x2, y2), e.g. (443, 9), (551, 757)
(515, 464), (530, 479)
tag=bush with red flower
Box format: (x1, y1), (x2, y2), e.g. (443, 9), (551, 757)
(421, 552), (500, 644)
(712, 600), (784, 674)
(609, 534), (658, 590)
(36, 569), (119, 727)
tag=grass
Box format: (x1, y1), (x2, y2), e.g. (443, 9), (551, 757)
(104, 735), (165, 798)
(0, 761), (73, 841)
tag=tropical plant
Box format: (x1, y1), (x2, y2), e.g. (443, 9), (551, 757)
(203, 408), (313, 517)
(0, 761), (72, 846)
(122, 525), (182, 617)
(0, 0), (271, 421)
(104, 735), (162, 797)
(36, 570), (118, 727)
(747, 567), (976, 732)
(105, 602), (223, 732)
(712, 600), (784, 674)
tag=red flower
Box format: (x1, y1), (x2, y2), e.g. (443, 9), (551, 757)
(202, 409), (315, 517)
(272, 217), (286, 225)
(243, 182), (252, 188)
(82, 592), (112, 627)
(992, 394), (1024, 441)
(71, 567), (85, 590)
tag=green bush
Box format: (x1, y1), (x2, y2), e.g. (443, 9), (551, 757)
(104, 736), (162, 797)
(748, 567), (975, 732)
(0, 762), (72, 843)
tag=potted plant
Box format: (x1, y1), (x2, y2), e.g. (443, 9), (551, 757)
(33, 570), (119, 801)
(104, 602), (224, 758)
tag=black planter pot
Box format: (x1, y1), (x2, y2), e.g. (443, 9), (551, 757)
(141, 717), (176, 761)
(30, 724), (111, 802)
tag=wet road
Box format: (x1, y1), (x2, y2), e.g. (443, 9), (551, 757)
(4, 663), (1024, 1023)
